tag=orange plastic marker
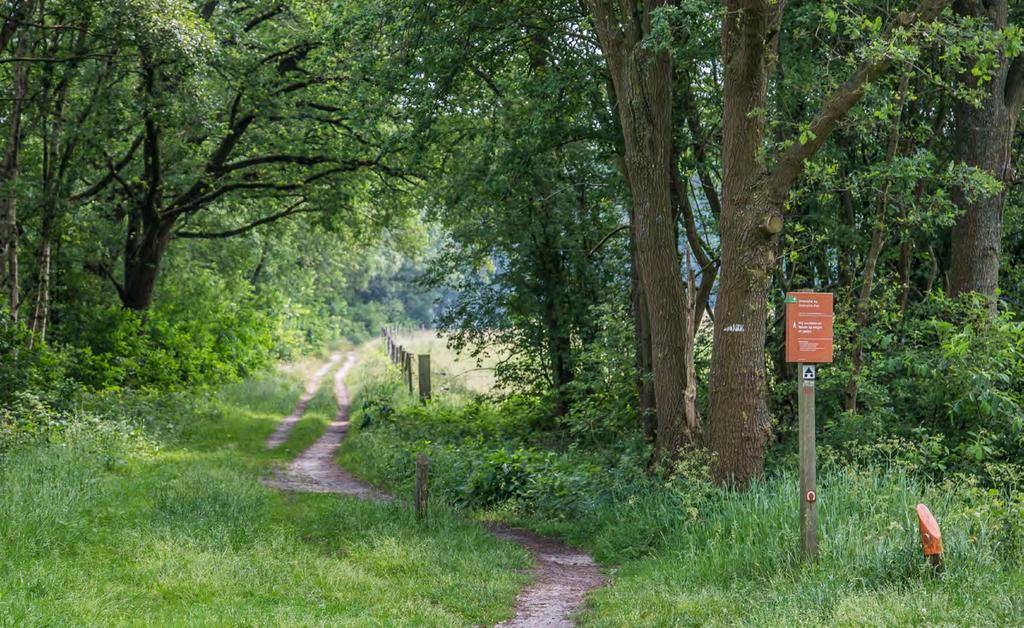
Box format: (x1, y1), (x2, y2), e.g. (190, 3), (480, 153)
(916, 503), (944, 570)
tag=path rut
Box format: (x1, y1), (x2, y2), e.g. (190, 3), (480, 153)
(264, 353), (603, 626)
(265, 351), (344, 449)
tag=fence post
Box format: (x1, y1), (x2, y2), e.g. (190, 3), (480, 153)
(418, 354), (431, 402)
(415, 453), (429, 523)
(405, 352), (413, 393)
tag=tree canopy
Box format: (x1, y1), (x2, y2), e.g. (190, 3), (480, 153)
(2, 0), (1024, 485)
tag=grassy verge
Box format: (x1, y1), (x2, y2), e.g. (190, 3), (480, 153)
(341, 345), (1024, 626)
(0, 355), (528, 626)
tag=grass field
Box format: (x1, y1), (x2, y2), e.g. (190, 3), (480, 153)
(0, 352), (529, 626)
(7, 338), (1018, 626)
(385, 330), (501, 396)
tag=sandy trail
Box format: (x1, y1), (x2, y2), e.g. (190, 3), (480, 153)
(265, 351), (344, 448)
(264, 351), (603, 626)
(491, 525), (604, 627)
(264, 353), (387, 499)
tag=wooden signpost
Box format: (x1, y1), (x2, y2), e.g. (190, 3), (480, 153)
(785, 292), (834, 560)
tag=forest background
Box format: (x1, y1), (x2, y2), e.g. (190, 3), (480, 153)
(0, 0), (1022, 576)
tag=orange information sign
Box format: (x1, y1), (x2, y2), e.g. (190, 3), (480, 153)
(785, 292), (833, 363)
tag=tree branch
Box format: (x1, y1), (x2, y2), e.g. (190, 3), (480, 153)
(588, 224), (629, 256)
(244, 5), (286, 32)
(164, 113), (256, 213)
(768, 0), (949, 199)
(173, 202), (317, 239)
(167, 181), (303, 216)
(141, 57), (163, 221)
(69, 134), (143, 201)
(221, 154), (333, 173)
(83, 260), (124, 301)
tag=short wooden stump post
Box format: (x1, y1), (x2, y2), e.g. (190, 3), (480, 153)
(415, 453), (429, 523)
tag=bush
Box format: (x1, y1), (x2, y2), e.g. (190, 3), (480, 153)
(344, 378), (712, 536)
(782, 293), (1024, 484)
(0, 390), (150, 466)
(0, 317), (74, 405)
(53, 269), (277, 391)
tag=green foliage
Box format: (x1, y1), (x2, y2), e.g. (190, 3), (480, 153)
(346, 371), (674, 528)
(774, 294), (1024, 484)
(560, 303), (644, 446)
(0, 317), (70, 404)
(343, 358), (1023, 625)
(0, 392), (69, 453)
(0, 364), (529, 625)
(54, 270), (275, 390)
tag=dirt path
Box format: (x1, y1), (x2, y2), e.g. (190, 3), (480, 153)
(265, 351), (344, 448)
(491, 526), (604, 627)
(264, 353), (388, 499)
(264, 352), (603, 626)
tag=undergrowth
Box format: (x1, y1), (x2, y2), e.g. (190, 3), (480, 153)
(342, 351), (1024, 626)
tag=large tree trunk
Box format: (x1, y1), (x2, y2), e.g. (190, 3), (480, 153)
(121, 211), (174, 311)
(120, 60), (173, 313)
(707, 1), (781, 484)
(708, 0), (945, 485)
(588, 0), (701, 464)
(949, 0), (1023, 301)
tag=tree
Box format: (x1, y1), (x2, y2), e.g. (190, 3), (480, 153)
(708, 0), (949, 485)
(948, 0), (1024, 302)
(63, 1), (414, 310)
(391, 0), (624, 410)
(587, 0), (701, 463)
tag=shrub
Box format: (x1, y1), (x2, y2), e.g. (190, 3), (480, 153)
(782, 293), (1024, 484)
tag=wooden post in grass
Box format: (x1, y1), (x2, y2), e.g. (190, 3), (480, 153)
(405, 352), (414, 393)
(418, 354), (431, 402)
(798, 363), (818, 560)
(415, 453), (429, 522)
(785, 292), (833, 561)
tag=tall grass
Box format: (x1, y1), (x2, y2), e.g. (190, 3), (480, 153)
(0, 357), (529, 626)
(342, 350), (1024, 626)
